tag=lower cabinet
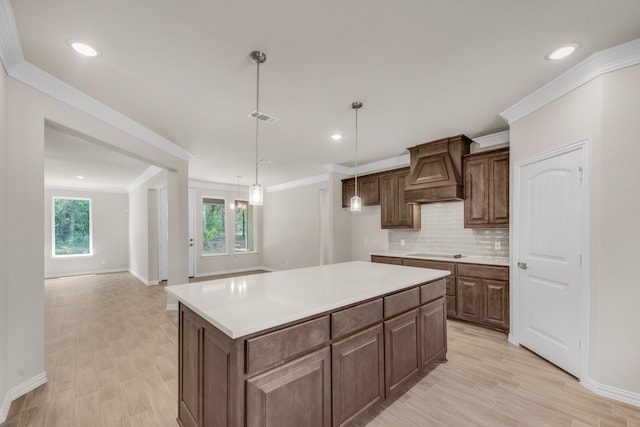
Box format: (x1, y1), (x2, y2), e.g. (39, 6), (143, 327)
(457, 263), (509, 331)
(246, 348), (332, 427)
(332, 325), (385, 427)
(384, 309), (420, 395)
(420, 297), (447, 369)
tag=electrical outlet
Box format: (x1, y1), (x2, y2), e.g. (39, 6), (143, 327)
(495, 242), (502, 251)
(400, 239), (405, 246)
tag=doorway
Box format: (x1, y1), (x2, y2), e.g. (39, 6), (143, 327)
(512, 140), (589, 378)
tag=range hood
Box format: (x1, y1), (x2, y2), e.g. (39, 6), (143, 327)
(404, 134), (472, 204)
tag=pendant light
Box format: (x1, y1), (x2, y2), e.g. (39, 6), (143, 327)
(249, 50), (266, 206)
(350, 101), (363, 212)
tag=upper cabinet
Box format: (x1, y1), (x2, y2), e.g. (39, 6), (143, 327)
(341, 175), (380, 208)
(380, 168), (421, 229)
(463, 148), (509, 228)
(404, 135), (472, 204)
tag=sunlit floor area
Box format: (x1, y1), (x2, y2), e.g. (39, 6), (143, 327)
(1, 272), (639, 426)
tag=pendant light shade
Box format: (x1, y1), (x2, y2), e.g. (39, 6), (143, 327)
(249, 50), (266, 206)
(350, 101), (363, 212)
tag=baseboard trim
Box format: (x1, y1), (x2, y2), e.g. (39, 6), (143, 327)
(166, 303), (178, 311)
(128, 269), (158, 286)
(44, 268), (128, 279)
(0, 371), (48, 423)
(582, 376), (640, 407)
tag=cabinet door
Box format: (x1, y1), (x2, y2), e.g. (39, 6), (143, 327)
(246, 347), (331, 427)
(384, 309), (420, 395)
(484, 279), (509, 330)
(464, 156), (489, 226)
(420, 297), (447, 370)
(456, 276), (484, 323)
(179, 308), (203, 427)
(342, 176), (380, 207)
(332, 325), (385, 427)
(380, 173), (398, 227)
(489, 152), (509, 225)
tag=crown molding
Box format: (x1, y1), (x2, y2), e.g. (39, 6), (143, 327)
(324, 164), (352, 175)
(126, 166), (164, 192)
(325, 153), (410, 178)
(473, 130), (510, 148)
(265, 174), (328, 193)
(0, 0), (24, 71)
(189, 179), (250, 192)
(501, 38), (640, 125)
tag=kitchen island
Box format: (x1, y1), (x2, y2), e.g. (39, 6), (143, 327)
(166, 261), (450, 427)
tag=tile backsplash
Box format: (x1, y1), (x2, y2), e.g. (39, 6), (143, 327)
(388, 201), (509, 258)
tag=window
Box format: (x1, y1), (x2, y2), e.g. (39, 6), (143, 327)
(202, 197), (226, 255)
(53, 197), (92, 256)
(234, 200), (254, 252)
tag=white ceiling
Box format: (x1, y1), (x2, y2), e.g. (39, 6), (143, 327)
(10, 0), (640, 189)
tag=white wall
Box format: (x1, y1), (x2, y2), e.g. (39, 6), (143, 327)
(129, 170), (167, 285)
(191, 185), (262, 276)
(44, 189), (129, 278)
(510, 64), (640, 396)
(0, 62), (9, 420)
(3, 76), (189, 415)
(262, 182), (326, 270)
(349, 206), (389, 261)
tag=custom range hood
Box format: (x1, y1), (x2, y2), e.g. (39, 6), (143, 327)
(404, 134), (472, 203)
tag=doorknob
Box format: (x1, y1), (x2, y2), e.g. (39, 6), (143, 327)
(517, 262), (528, 270)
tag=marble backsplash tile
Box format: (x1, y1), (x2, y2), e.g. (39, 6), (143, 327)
(388, 201), (509, 258)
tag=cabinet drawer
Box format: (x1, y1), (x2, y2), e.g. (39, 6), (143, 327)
(246, 316), (330, 375)
(384, 287), (419, 318)
(457, 264), (508, 281)
(371, 255), (403, 265)
(420, 279), (446, 304)
(402, 258), (455, 275)
(332, 299), (383, 339)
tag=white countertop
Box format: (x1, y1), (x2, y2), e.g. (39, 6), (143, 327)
(371, 251), (510, 267)
(165, 261), (449, 339)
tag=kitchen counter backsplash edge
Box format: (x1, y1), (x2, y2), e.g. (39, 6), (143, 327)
(371, 251), (510, 267)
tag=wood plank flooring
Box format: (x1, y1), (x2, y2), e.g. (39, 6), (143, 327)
(2, 272), (639, 426)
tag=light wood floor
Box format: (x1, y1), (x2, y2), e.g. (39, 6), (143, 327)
(2, 272), (639, 426)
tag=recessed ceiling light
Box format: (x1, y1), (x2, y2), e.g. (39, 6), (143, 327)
(331, 134), (343, 141)
(75, 175), (85, 180)
(546, 43), (579, 60)
(69, 41), (100, 57)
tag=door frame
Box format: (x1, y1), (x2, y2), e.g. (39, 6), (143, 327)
(510, 139), (591, 379)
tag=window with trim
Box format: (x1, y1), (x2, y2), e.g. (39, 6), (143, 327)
(53, 197), (92, 256)
(233, 200), (254, 252)
(202, 197), (226, 255)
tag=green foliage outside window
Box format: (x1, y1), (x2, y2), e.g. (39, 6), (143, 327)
(54, 198), (91, 255)
(234, 200), (254, 252)
(203, 198), (226, 254)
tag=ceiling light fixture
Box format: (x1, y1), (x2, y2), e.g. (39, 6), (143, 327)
(546, 43), (579, 60)
(331, 134), (343, 141)
(75, 175), (85, 180)
(69, 41), (99, 57)
(249, 50), (266, 206)
(350, 101), (363, 212)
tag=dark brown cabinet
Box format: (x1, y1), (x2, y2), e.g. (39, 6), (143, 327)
(457, 264), (509, 331)
(341, 175), (380, 208)
(384, 309), (420, 395)
(420, 297), (447, 369)
(402, 258), (457, 318)
(464, 148), (509, 228)
(332, 325), (385, 427)
(246, 348), (331, 427)
(380, 168), (421, 229)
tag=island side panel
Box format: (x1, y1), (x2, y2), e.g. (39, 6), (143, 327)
(179, 303), (245, 427)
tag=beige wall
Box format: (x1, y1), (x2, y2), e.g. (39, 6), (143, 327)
(129, 171), (167, 284)
(44, 189), (129, 278)
(3, 76), (189, 402)
(0, 64), (9, 414)
(191, 185), (262, 275)
(350, 206), (389, 261)
(262, 182), (325, 270)
(510, 64), (640, 394)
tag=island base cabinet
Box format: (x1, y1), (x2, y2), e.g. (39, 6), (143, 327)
(421, 297), (447, 369)
(384, 309), (420, 395)
(332, 325), (385, 427)
(246, 347), (331, 427)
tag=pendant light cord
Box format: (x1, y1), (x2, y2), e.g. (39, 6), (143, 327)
(354, 106), (359, 197)
(255, 58), (260, 186)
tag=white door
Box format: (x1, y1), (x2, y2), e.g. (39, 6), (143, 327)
(188, 189), (196, 278)
(517, 144), (585, 377)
